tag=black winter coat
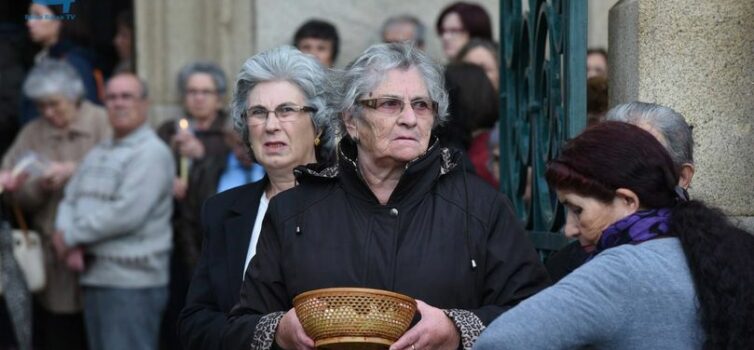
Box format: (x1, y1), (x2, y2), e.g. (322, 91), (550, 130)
(224, 138), (549, 349)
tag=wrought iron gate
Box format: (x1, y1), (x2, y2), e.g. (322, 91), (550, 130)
(498, 0), (587, 256)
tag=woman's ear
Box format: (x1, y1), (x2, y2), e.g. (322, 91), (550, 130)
(615, 188), (641, 213)
(343, 111), (358, 140)
(678, 163), (695, 190)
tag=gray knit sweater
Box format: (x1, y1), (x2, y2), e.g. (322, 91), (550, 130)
(474, 238), (704, 349)
(56, 125), (174, 288)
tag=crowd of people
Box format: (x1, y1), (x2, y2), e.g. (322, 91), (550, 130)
(1, 1), (754, 350)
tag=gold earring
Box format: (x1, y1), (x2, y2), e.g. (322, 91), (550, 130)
(314, 136), (320, 146)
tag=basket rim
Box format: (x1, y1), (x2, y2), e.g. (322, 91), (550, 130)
(292, 287), (417, 307)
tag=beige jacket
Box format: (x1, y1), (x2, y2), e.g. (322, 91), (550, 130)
(2, 101), (110, 313)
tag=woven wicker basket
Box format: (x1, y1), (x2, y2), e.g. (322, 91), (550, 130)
(293, 287), (417, 350)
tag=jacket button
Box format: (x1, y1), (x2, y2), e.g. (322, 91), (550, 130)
(389, 208), (398, 217)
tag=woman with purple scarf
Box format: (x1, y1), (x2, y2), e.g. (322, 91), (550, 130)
(474, 121), (754, 349)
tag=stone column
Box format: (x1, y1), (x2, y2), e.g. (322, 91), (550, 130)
(134, 0), (254, 126)
(609, 0), (754, 230)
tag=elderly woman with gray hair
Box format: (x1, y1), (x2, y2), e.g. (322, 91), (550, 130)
(158, 61), (236, 349)
(225, 43), (548, 350)
(0, 59), (110, 349)
(158, 61), (232, 201)
(177, 46), (336, 350)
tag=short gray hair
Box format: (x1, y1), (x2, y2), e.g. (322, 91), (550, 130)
(606, 101), (694, 166)
(177, 61), (227, 96)
(335, 43), (449, 134)
(23, 59), (85, 102)
(230, 46), (336, 162)
(381, 15), (426, 47)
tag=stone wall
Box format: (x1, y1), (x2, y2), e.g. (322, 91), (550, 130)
(609, 0), (754, 229)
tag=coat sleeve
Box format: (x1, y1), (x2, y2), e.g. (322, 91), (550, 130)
(473, 251), (632, 350)
(177, 199), (226, 350)
(446, 194), (551, 349)
(55, 159), (82, 237)
(223, 199), (289, 350)
(1, 124), (48, 212)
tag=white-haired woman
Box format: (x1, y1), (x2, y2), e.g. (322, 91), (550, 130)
(0, 59), (110, 349)
(177, 46), (336, 350)
(226, 43), (548, 350)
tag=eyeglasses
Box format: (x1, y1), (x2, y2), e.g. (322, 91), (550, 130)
(245, 104), (317, 126)
(104, 92), (140, 103)
(185, 88), (218, 97)
(440, 27), (466, 37)
(358, 97), (438, 117)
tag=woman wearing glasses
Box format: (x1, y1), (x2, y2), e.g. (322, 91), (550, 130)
(435, 2), (493, 60)
(225, 43), (548, 350)
(177, 46), (336, 350)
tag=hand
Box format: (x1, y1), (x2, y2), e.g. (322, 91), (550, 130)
(389, 300), (460, 350)
(52, 230), (70, 260)
(65, 246), (85, 272)
(274, 308), (314, 350)
(41, 161), (76, 191)
(173, 178), (188, 200)
(172, 131), (205, 159)
(0, 170), (29, 192)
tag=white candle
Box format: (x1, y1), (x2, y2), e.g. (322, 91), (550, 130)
(178, 118), (190, 182)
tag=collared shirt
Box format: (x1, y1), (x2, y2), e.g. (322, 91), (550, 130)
(217, 152), (266, 193)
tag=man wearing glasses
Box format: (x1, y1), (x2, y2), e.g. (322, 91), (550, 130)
(54, 73), (174, 350)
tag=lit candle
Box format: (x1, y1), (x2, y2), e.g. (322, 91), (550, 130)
(178, 118), (190, 183)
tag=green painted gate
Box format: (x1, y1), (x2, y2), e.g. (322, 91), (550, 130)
(498, 0), (587, 257)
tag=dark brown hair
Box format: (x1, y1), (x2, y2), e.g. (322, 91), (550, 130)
(435, 2), (492, 41)
(546, 121), (678, 206)
(547, 121), (754, 349)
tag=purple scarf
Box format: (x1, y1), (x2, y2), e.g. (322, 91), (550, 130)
(589, 208), (672, 259)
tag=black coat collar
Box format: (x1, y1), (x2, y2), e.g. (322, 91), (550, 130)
(295, 137), (459, 205)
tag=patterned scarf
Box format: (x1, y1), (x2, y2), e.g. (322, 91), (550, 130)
(590, 208), (672, 259)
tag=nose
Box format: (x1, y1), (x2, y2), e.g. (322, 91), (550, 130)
(562, 213), (580, 238)
(263, 112), (281, 132)
(397, 103), (418, 127)
(41, 107), (56, 120)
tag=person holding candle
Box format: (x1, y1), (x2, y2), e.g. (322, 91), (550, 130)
(157, 61), (231, 201)
(177, 45), (336, 350)
(156, 61), (233, 349)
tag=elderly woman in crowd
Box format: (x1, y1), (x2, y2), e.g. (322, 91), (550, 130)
(157, 61), (234, 348)
(177, 46), (336, 350)
(475, 121), (754, 349)
(225, 43), (548, 350)
(158, 61), (231, 203)
(0, 59), (110, 350)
